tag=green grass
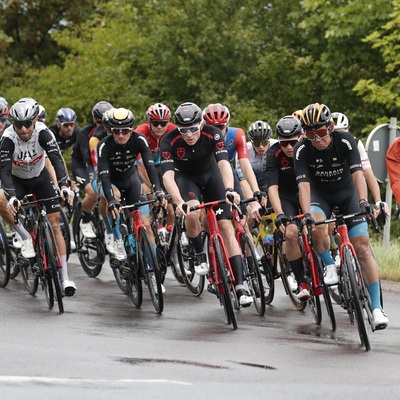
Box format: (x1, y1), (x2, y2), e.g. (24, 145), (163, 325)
(371, 238), (400, 282)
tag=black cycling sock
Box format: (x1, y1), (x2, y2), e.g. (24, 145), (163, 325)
(289, 258), (305, 284)
(81, 211), (92, 223)
(188, 232), (203, 253)
(230, 255), (244, 286)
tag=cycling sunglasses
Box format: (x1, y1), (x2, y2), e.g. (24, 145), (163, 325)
(178, 125), (201, 135)
(252, 139), (269, 147)
(305, 126), (330, 141)
(0, 117), (7, 123)
(13, 120), (34, 129)
(111, 127), (132, 136)
(61, 122), (75, 128)
(150, 120), (168, 128)
(280, 139), (299, 148)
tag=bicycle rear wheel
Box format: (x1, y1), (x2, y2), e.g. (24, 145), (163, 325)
(74, 209), (105, 278)
(126, 255), (143, 309)
(344, 246), (370, 351)
(110, 257), (129, 294)
(280, 253), (306, 311)
(213, 235), (237, 330)
(177, 229), (205, 297)
(59, 207), (71, 260)
(240, 233), (265, 316)
(44, 223), (64, 314)
(318, 259), (336, 331)
(0, 218), (11, 287)
(20, 257), (39, 295)
(138, 228), (163, 314)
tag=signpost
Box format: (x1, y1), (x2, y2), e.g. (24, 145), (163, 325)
(365, 118), (399, 247)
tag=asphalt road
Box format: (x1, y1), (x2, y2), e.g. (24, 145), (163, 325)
(0, 253), (399, 399)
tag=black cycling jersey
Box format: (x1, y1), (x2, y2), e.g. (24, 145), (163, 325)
(160, 124), (229, 175)
(71, 123), (97, 165)
(97, 133), (161, 203)
(294, 130), (363, 193)
(48, 124), (80, 154)
(266, 142), (298, 197)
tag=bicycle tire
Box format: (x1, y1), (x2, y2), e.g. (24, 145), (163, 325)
(74, 210), (105, 278)
(126, 254), (143, 308)
(110, 257), (129, 294)
(20, 257), (39, 295)
(344, 246), (370, 351)
(156, 246), (168, 284)
(177, 230), (205, 297)
(138, 227), (163, 314)
(279, 252), (306, 311)
(254, 235), (275, 305)
(59, 207), (71, 261)
(318, 259), (336, 331)
(240, 233), (265, 316)
(169, 244), (186, 286)
(213, 235), (237, 330)
(304, 254), (322, 325)
(0, 218), (11, 287)
(8, 247), (19, 279)
(44, 222), (64, 314)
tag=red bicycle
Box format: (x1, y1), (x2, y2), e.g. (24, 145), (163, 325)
(187, 199), (238, 330)
(315, 206), (382, 350)
(289, 214), (336, 331)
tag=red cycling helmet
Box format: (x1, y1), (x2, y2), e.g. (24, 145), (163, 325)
(202, 103), (230, 125)
(146, 103), (171, 121)
(0, 103), (9, 118)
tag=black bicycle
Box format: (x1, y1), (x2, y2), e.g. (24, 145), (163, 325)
(0, 217), (11, 288)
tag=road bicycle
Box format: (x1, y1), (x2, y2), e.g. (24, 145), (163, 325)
(73, 199), (106, 278)
(17, 194), (65, 313)
(119, 198), (164, 314)
(0, 217), (11, 287)
(187, 199), (238, 330)
(231, 197), (265, 316)
(314, 206), (383, 350)
(291, 214), (336, 330)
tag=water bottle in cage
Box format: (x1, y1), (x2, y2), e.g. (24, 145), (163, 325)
(262, 235), (274, 260)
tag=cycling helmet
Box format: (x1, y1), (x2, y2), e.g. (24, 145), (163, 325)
(9, 97), (39, 122)
(332, 112), (349, 130)
(174, 102), (203, 126)
(276, 115), (302, 138)
(105, 107), (135, 128)
(0, 97), (8, 106)
(301, 103), (332, 131)
(101, 107), (116, 130)
(146, 103), (171, 121)
(38, 105), (46, 122)
(247, 120), (272, 141)
(56, 107), (77, 124)
(92, 101), (113, 122)
(292, 109), (303, 120)
(202, 103), (230, 125)
(0, 103), (9, 118)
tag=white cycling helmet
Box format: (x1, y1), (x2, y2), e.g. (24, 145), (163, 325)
(332, 112), (349, 130)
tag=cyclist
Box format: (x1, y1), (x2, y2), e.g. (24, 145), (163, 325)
(38, 105), (47, 123)
(0, 103), (9, 136)
(135, 102), (177, 229)
(96, 107), (166, 265)
(266, 115), (309, 300)
(160, 102), (253, 307)
(71, 101), (113, 241)
(48, 108), (80, 154)
(202, 103), (265, 220)
(0, 97), (76, 296)
(294, 102), (388, 329)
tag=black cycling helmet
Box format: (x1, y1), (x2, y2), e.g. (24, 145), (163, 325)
(247, 120), (272, 141)
(301, 103), (332, 131)
(56, 107), (77, 124)
(105, 107), (135, 128)
(9, 97), (39, 122)
(174, 102), (203, 127)
(276, 115), (302, 138)
(92, 101), (113, 122)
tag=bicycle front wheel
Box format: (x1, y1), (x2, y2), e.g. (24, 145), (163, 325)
(138, 228), (163, 314)
(0, 218), (11, 287)
(213, 235), (237, 330)
(344, 246), (370, 351)
(318, 259), (336, 331)
(304, 255), (322, 325)
(240, 233), (265, 316)
(43, 222), (64, 314)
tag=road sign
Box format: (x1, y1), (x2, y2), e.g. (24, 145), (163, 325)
(365, 123), (400, 182)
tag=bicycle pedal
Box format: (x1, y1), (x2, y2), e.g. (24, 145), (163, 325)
(207, 283), (217, 296)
